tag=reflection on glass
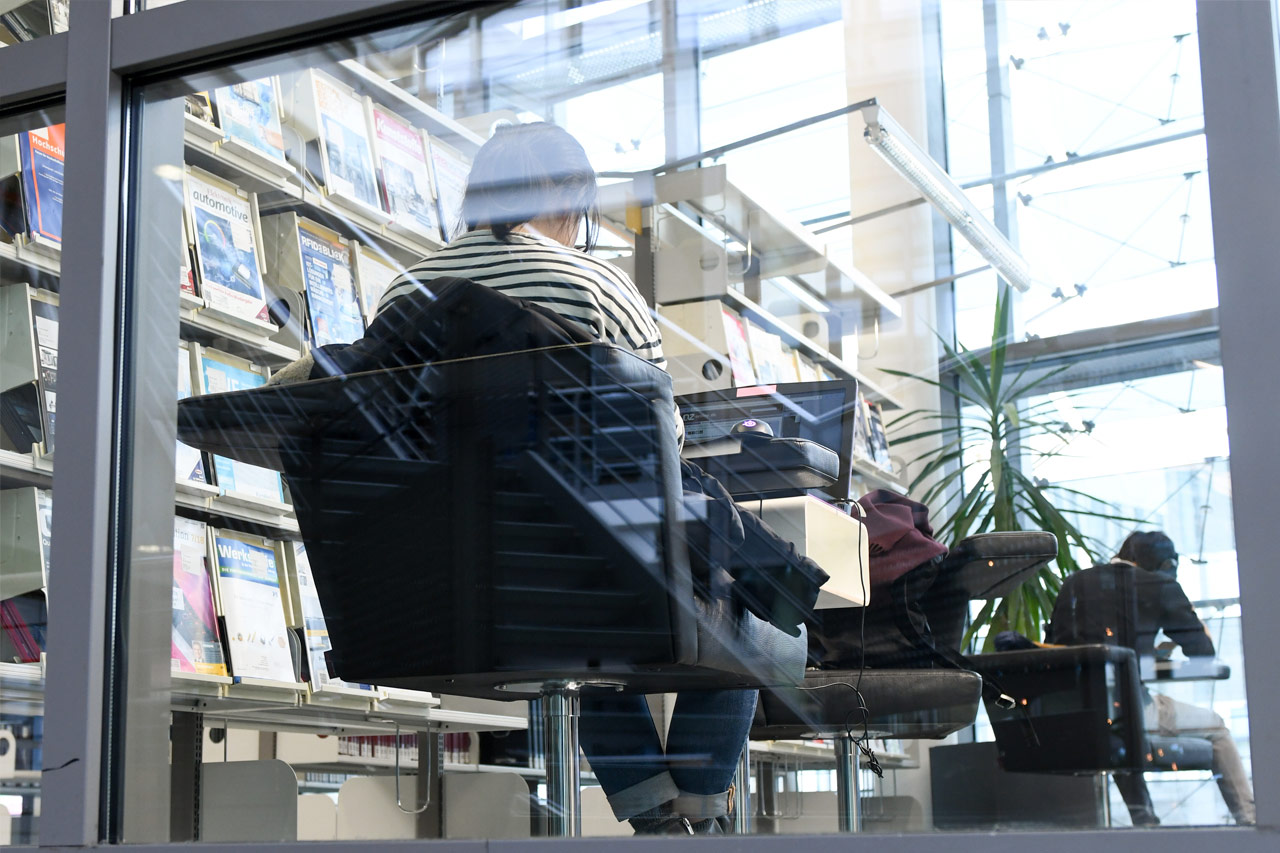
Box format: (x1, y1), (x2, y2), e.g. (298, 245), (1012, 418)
(121, 0), (1252, 841)
(0, 112), (64, 847)
(0, 0), (67, 46)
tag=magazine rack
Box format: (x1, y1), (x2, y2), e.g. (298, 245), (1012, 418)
(178, 342), (808, 836)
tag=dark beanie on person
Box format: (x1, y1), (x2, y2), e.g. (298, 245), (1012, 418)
(1116, 530), (1178, 573)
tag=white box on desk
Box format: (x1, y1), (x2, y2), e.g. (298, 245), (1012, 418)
(737, 495), (869, 608)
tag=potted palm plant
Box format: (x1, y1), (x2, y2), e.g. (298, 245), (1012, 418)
(882, 287), (1134, 649)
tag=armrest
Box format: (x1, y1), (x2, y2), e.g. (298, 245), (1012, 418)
(942, 531), (1058, 600)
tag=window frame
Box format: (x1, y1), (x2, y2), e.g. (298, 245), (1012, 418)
(1, 0), (1274, 847)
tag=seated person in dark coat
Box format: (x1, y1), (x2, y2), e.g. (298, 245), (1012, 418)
(1047, 530), (1253, 825)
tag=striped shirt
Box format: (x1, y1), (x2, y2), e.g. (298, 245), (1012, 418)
(375, 229), (665, 371)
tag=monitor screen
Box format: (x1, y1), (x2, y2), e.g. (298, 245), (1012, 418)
(675, 380), (861, 502)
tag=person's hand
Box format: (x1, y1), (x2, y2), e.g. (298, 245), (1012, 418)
(1155, 640), (1177, 661)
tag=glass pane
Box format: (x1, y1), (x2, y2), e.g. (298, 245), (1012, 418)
(0, 105), (66, 847)
(118, 0), (1256, 841)
(0, 1), (67, 46)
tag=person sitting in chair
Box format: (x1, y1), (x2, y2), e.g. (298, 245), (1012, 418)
(1047, 530), (1255, 826)
(275, 121), (822, 834)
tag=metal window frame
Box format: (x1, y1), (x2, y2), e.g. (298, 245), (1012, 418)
(0, 0), (1273, 849)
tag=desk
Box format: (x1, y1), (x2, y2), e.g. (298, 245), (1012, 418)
(1140, 657), (1231, 682)
(736, 495), (870, 608)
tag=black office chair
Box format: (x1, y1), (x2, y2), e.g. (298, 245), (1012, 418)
(750, 531), (1058, 831)
(968, 643), (1212, 825)
(178, 340), (809, 837)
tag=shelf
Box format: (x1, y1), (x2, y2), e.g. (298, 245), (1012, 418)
(181, 304), (301, 368)
(0, 237), (60, 285)
(173, 488), (300, 538)
(849, 456), (905, 493)
(259, 188), (440, 267)
(183, 124), (303, 199)
(0, 448), (53, 489)
(335, 60), (486, 154)
(0, 662), (44, 717)
(750, 739), (916, 770)
(654, 165), (901, 327)
(723, 289), (903, 408)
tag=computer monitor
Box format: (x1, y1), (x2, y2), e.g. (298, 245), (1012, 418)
(676, 379), (862, 502)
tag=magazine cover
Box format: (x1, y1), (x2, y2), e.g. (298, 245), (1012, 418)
(180, 226), (198, 298)
(30, 296), (57, 454)
(184, 92), (215, 125)
(371, 105), (440, 239)
(35, 487), (51, 576)
(746, 323), (785, 385)
(185, 169), (269, 324)
(175, 346), (207, 485)
(429, 139), (470, 240)
(312, 73), (380, 211)
(199, 351), (284, 503)
(297, 220), (364, 348)
(17, 124), (65, 248)
(212, 532), (294, 682)
(352, 242), (399, 323)
(0, 592), (46, 664)
(212, 78), (287, 164)
(867, 401), (892, 469)
(172, 517), (228, 677)
(291, 543), (368, 691)
(720, 307), (757, 386)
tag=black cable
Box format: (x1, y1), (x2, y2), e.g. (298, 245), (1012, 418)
(795, 524), (883, 779)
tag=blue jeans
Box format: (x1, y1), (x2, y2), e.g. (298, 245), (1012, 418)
(578, 688), (758, 820)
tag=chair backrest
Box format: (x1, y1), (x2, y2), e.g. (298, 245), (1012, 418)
(1046, 562), (1140, 651)
(278, 343), (695, 690)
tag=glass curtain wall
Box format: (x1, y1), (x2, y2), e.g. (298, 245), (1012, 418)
(88, 0), (1260, 843)
(936, 0), (1249, 829)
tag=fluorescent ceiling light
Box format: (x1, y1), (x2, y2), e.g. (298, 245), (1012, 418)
(860, 101), (1033, 293)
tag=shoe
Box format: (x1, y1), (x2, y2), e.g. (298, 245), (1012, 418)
(629, 815), (693, 835)
(688, 816), (732, 834)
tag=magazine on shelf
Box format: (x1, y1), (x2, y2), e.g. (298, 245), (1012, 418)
(746, 322), (787, 385)
(0, 591), (46, 664)
(211, 530), (295, 682)
(197, 348), (284, 503)
(175, 344), (208, 485)
(794, 352), (819, 383)
(289, 542), (369, 692)
(212, 78), (288, 166)
(855, 393), (877, 463)
(0, 285), (58, 456)
(0, 486), (52, 599)
(428, 138), (469, 240)
(297, 219), (364, 348)
(867, 401), (892, 470)
(720, 307), (757, 386)
(184, 168), (270, 325)
(351, 241), (400, 323)
(308, 71), (381, 213)
(172, 517), (228, 677)
(16, 124), (65, 250)
(184, 92), (216, 125)
(260, 213), (365, 348)
(369, 103), (440, 240)
(29, 292), (57, 454)
(179, 219), (198, 299)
